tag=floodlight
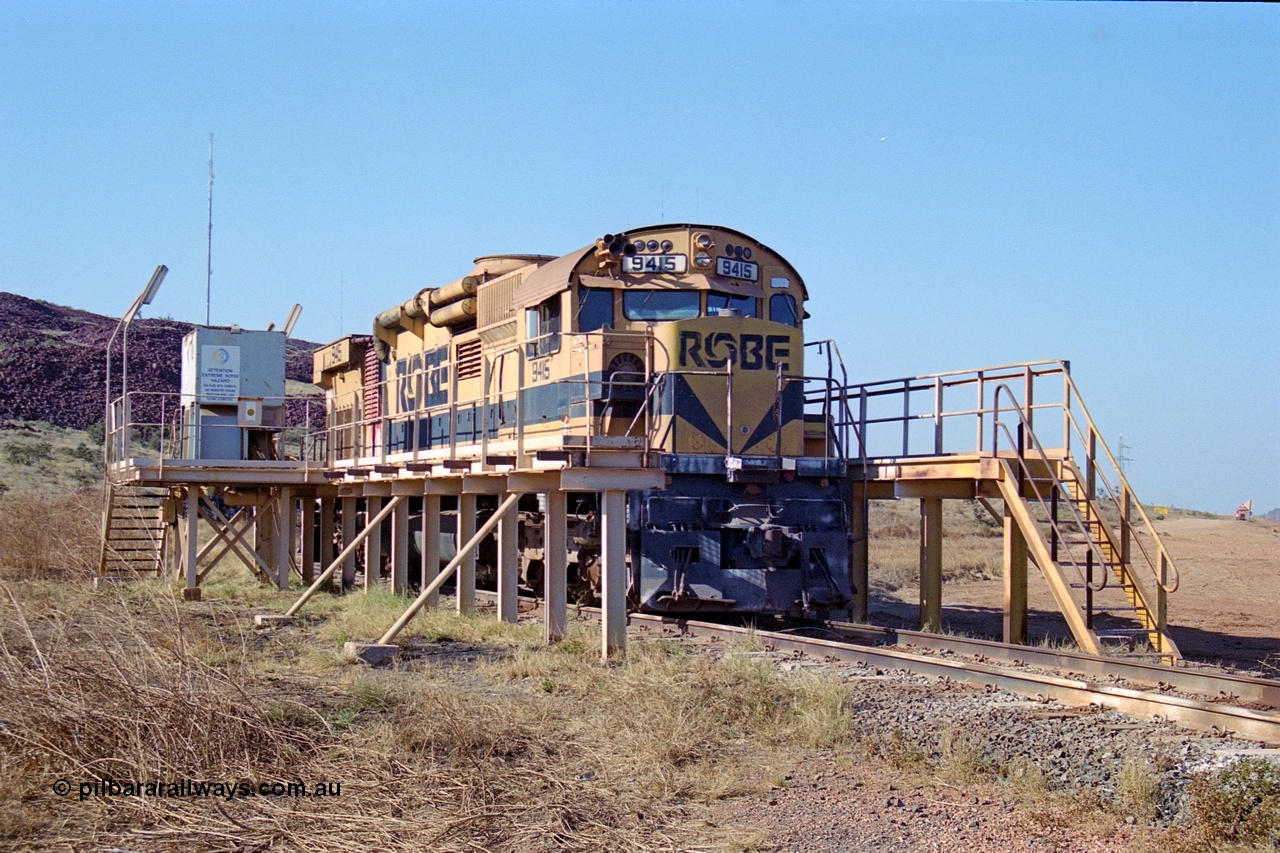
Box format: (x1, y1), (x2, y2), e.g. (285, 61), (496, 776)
(282, 304), (303, 337)
(141, 264), (168, 305)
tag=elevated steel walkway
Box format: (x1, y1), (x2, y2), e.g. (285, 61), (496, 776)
(809, 357), (1180, 663)
(102, 358), (1182, 663)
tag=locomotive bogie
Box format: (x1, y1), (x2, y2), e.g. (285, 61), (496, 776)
(631, 475), (853, 616)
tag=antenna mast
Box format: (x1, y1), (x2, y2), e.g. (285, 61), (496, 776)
(206, 133), (215, 327)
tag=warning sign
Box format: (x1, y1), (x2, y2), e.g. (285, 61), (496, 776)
(199, 345), (241, 404)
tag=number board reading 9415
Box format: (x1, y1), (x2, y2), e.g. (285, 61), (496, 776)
(622, 254), (688, 274)
(716, 257), (759, 281)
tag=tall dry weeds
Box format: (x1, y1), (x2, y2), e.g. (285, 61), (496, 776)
(0, 488), (101, 579)
(0, 583), (691, 851)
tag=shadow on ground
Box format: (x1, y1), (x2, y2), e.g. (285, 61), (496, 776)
(867, 594), (1279, 672)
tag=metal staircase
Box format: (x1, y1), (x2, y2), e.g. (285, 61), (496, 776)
(1058, 459), (1174, 655)
(991, 386), (1181, 663)
(98, 483), (168, 581)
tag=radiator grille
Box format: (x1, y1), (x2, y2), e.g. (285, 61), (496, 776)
(455, 338), (483, 381)
(362, 346), (381, 420)
(478, 271), (521, 328)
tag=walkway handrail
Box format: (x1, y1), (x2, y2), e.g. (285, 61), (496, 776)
(1055, 371), (1181, 594)
(993, 384), (1109, 592)
(104, 390), (329, 471)
(825, 359), (1179, 597)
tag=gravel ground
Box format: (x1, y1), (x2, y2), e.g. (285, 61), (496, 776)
(712, 757), (1141, 852)
(696, 644), (1275, 852)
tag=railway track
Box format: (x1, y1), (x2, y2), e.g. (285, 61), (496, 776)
(625, 612), (1280, 747)
(465, 588), (1280, 746)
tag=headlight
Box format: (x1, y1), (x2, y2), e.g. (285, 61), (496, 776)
(660, 240), (673, 252)
(694, 233), (714, 250)
(646, 239), (659, 252)
(694, 252), (712, 268)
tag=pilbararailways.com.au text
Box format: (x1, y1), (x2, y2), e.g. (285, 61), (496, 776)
(54, 778), (342, 802)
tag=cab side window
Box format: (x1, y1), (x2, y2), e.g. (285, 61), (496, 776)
(577, 287), (613, 332)
(525, 295), (562, 358)
(770, 293), (799, 327)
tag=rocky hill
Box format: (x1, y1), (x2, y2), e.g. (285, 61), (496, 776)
(0, 292), (320, 430)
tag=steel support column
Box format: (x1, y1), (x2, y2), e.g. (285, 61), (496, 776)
(919, 498), (942, 632)
(184, 486), (199, 595)
(496, 493), (519, 624)
(278, 496), (405, 619)
(545, 489), (568, 644)
(601, 489), (627, 660)
(1003, 500), (1029, 644)
(273, 487), (293, 590)
(364, 496), (382, 590)
(374, 493), (521, 645)
(851, 493), (869, 622)
(341, 496), (357, 589)
(319, 497), (336, 583)
(391, 497), (409, 595)
(254, 499), (275, 584)
(421, 494), (441, 609)
(457, 493), (476, 615)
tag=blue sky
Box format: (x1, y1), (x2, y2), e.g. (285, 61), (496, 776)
(1, 1), (1277, 515)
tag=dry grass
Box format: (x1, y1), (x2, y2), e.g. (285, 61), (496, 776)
(1117, 757), (1160, 823)
(0, 581), (695, 850)
(936, 723), (990, 783)
(0, 565), (863, 851)
(867, 499), (1004, 592)
(478, 631), (857, 802)
(1178, 758), (1280, 850)
(0, 487), (101, 579)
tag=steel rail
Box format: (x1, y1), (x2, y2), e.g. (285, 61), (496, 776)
(809, 620), (1280, 710)
(623, 613), (1280, 746)
(457, 590), (1280, 742)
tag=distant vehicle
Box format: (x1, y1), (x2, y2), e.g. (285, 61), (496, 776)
(1235, 503), (1252, 522)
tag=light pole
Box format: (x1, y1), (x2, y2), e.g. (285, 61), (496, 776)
(104, 265), (168, 469)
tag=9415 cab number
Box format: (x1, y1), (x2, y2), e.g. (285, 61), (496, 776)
(622, 254), (688, 274)
(716, 257), (759, 281)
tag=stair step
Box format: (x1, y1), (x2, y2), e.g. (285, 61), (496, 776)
(1069, 583), (1130, 591)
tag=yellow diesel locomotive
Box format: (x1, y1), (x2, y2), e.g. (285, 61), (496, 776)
(313, 224), (854, 616)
